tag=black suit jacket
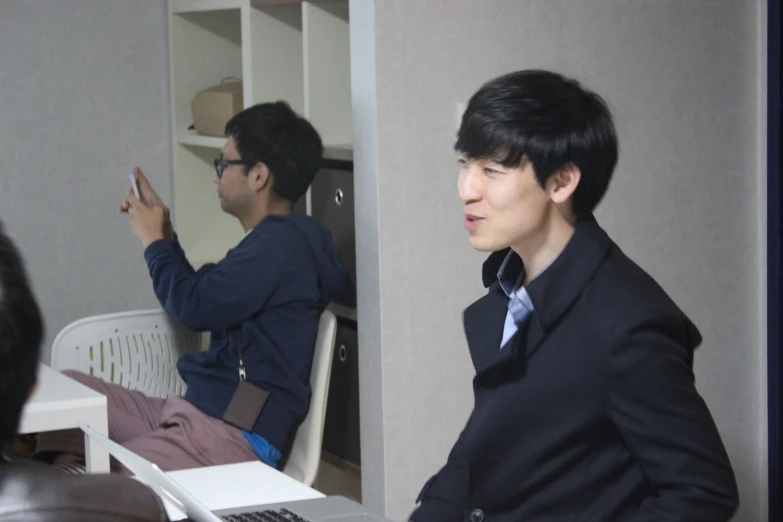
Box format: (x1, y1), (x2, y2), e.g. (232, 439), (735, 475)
(410, 216), (739, 522)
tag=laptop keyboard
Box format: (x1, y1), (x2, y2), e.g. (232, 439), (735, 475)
(222, 508), (312, 522)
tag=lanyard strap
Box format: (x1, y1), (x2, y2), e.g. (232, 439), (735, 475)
(234, 330), (246, 380)
(230, 222), (325, 383)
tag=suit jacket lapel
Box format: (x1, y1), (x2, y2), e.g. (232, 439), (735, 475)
(464, 215), (615, 376)
(463, 283), (513, 376)
(521, 312), (546, 362)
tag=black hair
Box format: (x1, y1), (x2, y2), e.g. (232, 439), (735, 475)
(0, 223), (43, 445)
(456, 69), (618, 218)
(225, 101), (323, 204)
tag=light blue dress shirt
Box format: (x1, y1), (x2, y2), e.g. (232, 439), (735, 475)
(497, 249), (561, 349)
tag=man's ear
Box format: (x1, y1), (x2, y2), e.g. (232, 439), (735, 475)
(248, 163), (271, 193)
(547, 163), (581, 205)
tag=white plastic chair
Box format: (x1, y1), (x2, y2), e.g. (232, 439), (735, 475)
(50, 309), (200, 398)
(50, 307), (338, 487)
(282, 309), (337, 486)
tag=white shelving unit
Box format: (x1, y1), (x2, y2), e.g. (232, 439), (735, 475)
(168, 1), (359, 489)
(167, 0), (351, 268)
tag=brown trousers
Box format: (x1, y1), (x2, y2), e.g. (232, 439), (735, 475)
(35, 370), (258, 474)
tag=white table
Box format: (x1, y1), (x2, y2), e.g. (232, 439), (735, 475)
(158, 461), (325, 521)
(19, 363), (110, 473)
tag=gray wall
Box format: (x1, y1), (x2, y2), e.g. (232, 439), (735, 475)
(351, 1), (767, 521)
(0, 0), (171, 359)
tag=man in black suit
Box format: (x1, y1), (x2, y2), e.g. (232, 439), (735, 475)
(410, 70), (739, 522)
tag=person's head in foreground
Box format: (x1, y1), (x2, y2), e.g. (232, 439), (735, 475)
(456, 69), (618, 270)
(215, 101), (323, 226)
(0, 222), (43, 449)
(0, 223), (170, 521)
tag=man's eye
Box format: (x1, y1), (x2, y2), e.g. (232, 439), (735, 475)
(484, 167), (501, 175)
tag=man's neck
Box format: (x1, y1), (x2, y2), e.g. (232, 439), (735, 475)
(513, 214), (576, 285)
(239, 200), (293, 233)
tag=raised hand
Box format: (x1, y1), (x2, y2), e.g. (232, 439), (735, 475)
(125, 192), (166, 249)
(120, 167), (174, 241)
(119, 167), (169, 214)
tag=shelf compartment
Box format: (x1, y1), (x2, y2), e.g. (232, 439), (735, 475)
(170, 8), (243, 132)
(302, 1), (351, 146)
(245, 2), (304, 113)
(172, 0), (243, 14)
(177, 126), (227, 148)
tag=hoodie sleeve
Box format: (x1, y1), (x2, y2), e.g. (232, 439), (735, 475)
(142, 227), (296, 332)
(170, 234), (217, 276)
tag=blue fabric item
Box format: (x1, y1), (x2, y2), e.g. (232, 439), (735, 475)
(242, 431), (282, 468)
(496, 249), (560, 349)
(496, 250), (535, 348)
(143, 214), (351, 452)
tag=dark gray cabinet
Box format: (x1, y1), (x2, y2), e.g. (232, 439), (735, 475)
(322, 318), (361, 466)
(305, 163), (361, 467)
(310, 167), (356, 307)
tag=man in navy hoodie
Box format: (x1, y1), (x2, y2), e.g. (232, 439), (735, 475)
(35, 101), (351, 473)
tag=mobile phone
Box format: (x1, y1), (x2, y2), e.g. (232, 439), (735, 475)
(129, 171), (141, 199)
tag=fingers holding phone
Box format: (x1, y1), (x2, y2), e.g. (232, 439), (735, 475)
(124, 191), (166, 248)
(120, 167), (169, 214)
(120, 167), (175, 242)
(129, 171), (142, 200)
(131, 166), (166, 210)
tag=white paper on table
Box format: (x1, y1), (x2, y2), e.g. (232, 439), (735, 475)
(128, 461), (324, 521)
(166, 461), (325, 511)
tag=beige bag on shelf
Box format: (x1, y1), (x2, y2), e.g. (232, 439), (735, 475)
(190, 78), (243, 137)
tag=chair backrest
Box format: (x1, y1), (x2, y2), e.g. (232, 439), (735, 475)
(282, 309), (338, 486)
(52, 307), (338, 486)
(50, 309), (201, 399)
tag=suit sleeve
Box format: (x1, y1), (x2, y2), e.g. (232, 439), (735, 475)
(603, 312), (739, 521)
(409, 415), (472, 522)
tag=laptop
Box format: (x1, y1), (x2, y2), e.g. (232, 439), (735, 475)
(77, 423), (390, 522)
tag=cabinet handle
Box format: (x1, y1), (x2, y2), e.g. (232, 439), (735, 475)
(338, 344), (348, 362)
(334, 188), (344, 206)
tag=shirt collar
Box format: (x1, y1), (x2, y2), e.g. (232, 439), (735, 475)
(497, 250), (525, 298)
(496, 248), (564, 299)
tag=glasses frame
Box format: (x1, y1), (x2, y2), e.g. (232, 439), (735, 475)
(214, 155), (253, 178)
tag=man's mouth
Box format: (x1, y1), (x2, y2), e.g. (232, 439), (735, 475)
(464, 214), (483, 230)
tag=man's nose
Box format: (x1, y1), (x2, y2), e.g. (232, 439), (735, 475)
(458, 165), (481, 203)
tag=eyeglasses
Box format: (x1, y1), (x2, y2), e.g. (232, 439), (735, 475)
(214, 155), (251, 178)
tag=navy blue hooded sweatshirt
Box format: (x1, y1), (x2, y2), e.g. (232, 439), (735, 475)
(142, 214), (351, 454)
